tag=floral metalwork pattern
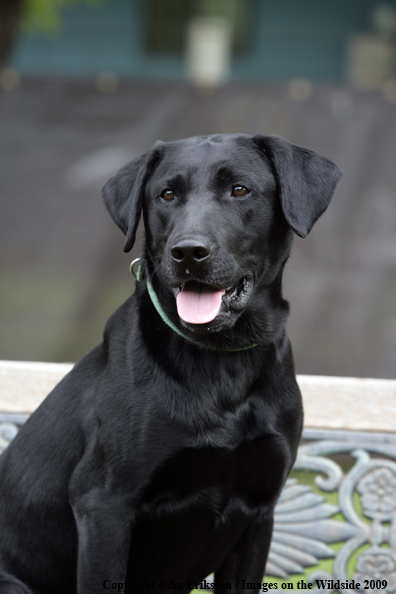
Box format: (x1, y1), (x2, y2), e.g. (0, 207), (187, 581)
(1, 419), (396, 592)
(267, 429), (396, 593)
(0, 414), (26, 453)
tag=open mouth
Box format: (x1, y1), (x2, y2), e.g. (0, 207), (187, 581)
(174, 276), (253, 325)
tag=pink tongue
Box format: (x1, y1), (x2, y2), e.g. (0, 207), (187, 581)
(176, 283), (224, 324)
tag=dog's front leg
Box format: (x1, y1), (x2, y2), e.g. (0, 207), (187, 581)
(215, 510), (274, 594)
(71, 489), (133, 594)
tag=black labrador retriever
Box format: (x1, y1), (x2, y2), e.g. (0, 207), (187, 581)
(0, 134), (341, 594)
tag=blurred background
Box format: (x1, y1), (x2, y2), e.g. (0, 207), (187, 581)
(0, 0), (395, 379)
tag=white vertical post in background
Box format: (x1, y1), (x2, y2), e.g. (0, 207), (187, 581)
(186, 17), (232, 89)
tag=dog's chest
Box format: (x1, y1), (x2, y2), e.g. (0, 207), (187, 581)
(128, 433), (287, 582)
(140, 430), (287, 515)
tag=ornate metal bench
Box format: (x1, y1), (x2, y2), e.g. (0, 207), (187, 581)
(1, 361), (396, 592)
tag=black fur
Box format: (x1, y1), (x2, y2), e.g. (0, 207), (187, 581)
(0, 571), (34, 594)
(0, 134), (341, 594)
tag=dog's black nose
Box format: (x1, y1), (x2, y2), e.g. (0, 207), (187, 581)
(170, 238), (211, 266)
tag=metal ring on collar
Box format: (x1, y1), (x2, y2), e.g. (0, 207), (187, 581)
(129, 258), (142, 280)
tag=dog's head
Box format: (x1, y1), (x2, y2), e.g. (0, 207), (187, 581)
(103, 134), (341, 344)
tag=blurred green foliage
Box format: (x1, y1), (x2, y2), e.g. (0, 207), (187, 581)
(22, 0), (102, 33)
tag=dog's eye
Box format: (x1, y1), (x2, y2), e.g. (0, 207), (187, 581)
(161, 189), (175, 201)
(232, 185), (249, 197)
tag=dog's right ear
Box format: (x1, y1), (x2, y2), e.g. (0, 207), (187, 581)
(102, 145), (163, 252)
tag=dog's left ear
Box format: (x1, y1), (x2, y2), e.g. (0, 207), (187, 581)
(253, 135), (342, 238)
(102, 144), (163, 252)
